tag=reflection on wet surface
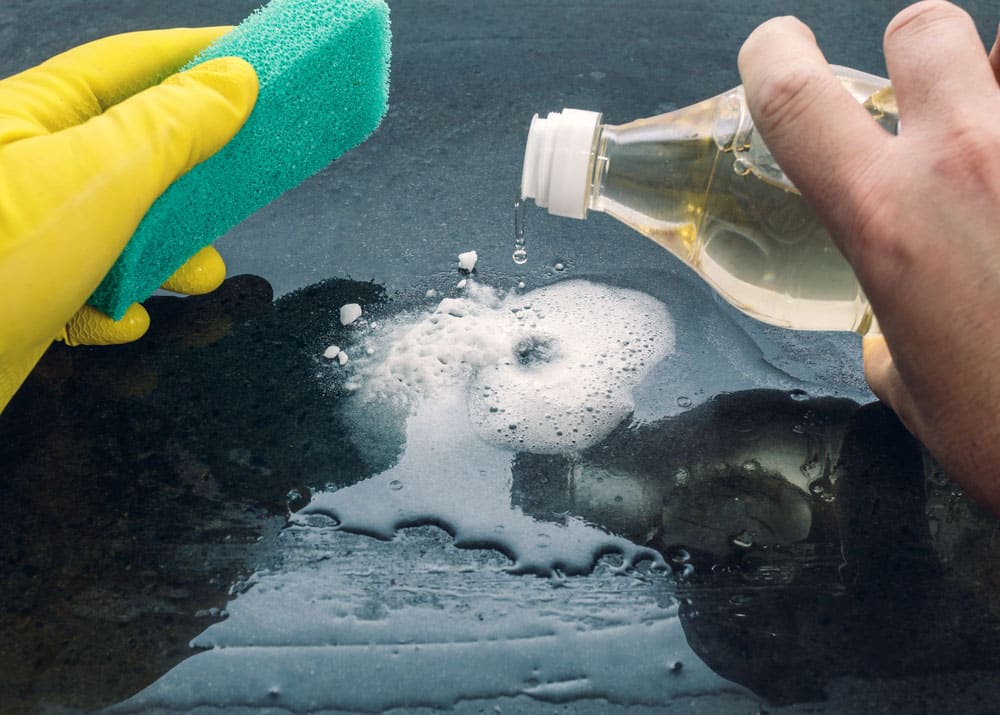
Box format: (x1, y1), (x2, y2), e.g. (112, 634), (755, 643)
(3, 275), (1000, 713)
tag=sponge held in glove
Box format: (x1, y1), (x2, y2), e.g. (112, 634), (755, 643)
(87, 0), (391, 319)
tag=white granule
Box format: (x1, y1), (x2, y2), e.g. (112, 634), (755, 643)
(340, 303), (362, 326)
(458, 251), (478, 272)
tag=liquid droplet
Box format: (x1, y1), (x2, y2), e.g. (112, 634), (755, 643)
(389, 479), (403, 491)
(731, 529), (754, 549)
(676, 395), (692, 408)
(512, 195), (528, 265)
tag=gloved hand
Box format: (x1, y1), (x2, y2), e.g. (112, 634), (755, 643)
(0, 28), (259, 412)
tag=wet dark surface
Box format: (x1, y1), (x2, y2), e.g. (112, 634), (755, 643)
(4, 1), (1000, 713)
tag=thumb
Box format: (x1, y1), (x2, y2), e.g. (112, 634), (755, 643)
(2, 56), (258, 270)
(0, 56), (257, 411)
(1, 55), (258, 343)
(862, 334), (917, 428)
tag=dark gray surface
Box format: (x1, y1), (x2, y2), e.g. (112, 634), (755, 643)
(3, 1), (1000, 713)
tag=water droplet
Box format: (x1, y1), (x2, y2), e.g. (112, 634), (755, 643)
(389, 480), (403, 491)
(554, 262), (565, 272)
(741, 459), (761, 473)
(670, 548), (691, 564)
(676, 395), (692, 408)
(285, 487), (311, 513)
(809, 477), (835, 502)
(512, 195), (527, 265)
(731, 530), (755, 549)
(790, 389), (809, 401)
(667, 660), (684, 673)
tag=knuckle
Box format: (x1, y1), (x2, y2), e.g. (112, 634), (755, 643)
(750, 66), (828, 139)
(842, 186), (894, 260)
(929, 115), (1000, 191)
(885, 1), (970, 47)
(837, 164), (912, 273)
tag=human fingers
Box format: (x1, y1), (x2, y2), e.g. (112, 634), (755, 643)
(862, 334), (919, 429)
(160, 246), (227, 296)
(60, 304), (150, 346)
(738, 17), (888, 240)
(0, 28), (233, 139)
(0, 56), (257, 324)
(60, 247), (225, 347)
(883, 2), (996, 128)
(0, 57), (257, 411)
(988, 22), (1000, 85)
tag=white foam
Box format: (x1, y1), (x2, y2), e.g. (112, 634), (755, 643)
(353, 280), (674, 453)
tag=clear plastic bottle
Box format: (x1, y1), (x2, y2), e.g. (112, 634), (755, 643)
(520, 66), (897, 334)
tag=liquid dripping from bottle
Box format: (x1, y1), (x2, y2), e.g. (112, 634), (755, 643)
(513, 195), (528, 265)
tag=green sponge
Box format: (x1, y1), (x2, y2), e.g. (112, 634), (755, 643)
(88, 0), (391, 319)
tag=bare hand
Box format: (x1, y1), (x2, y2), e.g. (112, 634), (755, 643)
(739, 1), (1000, 513)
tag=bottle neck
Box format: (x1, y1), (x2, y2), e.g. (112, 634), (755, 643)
(588, 93), (735, 235)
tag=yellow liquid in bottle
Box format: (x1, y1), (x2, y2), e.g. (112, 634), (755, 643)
(590, 84), (896, 333)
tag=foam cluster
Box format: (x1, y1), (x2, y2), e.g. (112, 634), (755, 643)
(356, 280), (674, 453)
(88, 0), (392, 318)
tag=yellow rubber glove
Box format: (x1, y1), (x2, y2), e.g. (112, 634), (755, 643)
(0, 28), (259, 412)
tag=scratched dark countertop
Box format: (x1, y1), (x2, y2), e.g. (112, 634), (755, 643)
(3, 1), (1000, 713)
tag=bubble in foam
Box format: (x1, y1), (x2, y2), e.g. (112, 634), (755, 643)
(353, 280), (674, 453)
(467, 281), (674, 453)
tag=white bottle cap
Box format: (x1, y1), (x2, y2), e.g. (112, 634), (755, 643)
(520, 108), (602, 219)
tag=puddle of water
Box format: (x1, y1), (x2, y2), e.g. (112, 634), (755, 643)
(299, 279), (675, 573)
